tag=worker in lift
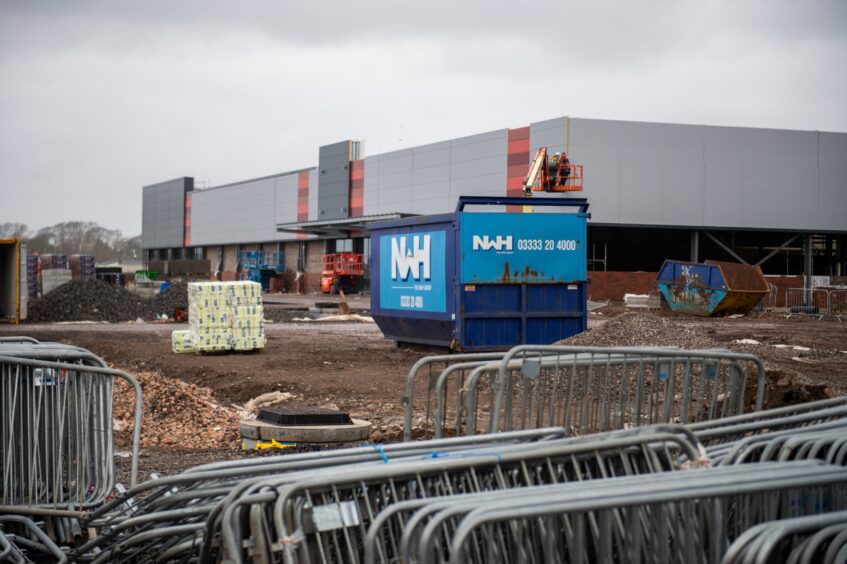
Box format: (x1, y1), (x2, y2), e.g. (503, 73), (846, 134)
(548, 152), (560, 191)
(558, 152), (571, 187)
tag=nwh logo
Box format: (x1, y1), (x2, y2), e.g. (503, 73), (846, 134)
(472, 235), (513, 252)
(391, 235), (431, 281)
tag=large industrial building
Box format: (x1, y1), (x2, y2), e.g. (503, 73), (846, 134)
(141, 115), (847, 293)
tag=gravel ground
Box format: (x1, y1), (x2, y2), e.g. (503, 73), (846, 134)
(27, 280), (188, 322)
(559, 311), (721, 349)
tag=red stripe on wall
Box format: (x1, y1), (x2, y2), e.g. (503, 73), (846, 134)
(506, 126), (530, 212)
(297, 171), (310, 239)
(183, 192), (192, 247)
(349, 159), (364, 218)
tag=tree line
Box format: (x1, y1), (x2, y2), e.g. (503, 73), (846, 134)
(0, 222), (141, 262)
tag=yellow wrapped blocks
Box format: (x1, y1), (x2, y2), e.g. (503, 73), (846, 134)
(183, 281), (265, 353)
(171, 330), (196, 353)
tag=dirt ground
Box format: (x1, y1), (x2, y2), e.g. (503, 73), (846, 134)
(2, 301), (846, 480)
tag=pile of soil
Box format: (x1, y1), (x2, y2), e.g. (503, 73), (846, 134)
(113, 370), (241, 450)
(27, 280), (188, 322)
(151, 281), (188, 316)
(559, 312), (720, 349)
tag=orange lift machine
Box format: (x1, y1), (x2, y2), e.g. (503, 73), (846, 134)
(320, 252), (365, 294)
(522, 147), (583, 196)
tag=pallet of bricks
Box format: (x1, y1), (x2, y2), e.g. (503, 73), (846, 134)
(69, 254), (95, 281)
(26, 254), (40, 301)
(171, 281), (265, 354)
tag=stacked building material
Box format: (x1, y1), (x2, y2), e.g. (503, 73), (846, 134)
(182, 281), (265, 353)
(171, 330), (195, 353)
(26, 255), (40, 301)
(69, 254), (95, 281)
(41, 269), (72, 295)
(40, 254), (67, 270)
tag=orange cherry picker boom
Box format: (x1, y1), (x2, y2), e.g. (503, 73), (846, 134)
(522, 147), (583, 196)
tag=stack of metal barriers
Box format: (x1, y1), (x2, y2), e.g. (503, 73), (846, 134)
(2, 338), (847, 563)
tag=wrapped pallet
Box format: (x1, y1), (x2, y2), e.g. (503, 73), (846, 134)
(171, 330), (196, 353)
(184, 281), (265, 353)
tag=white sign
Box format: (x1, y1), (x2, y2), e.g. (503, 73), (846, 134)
(391, 235), (431, 281)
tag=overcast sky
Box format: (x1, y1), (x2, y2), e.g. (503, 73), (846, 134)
(1, 1), (845, 235)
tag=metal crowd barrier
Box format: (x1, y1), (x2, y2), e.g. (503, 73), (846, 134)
(785, 287), (838, 320)
(722, 510), (847, 564)
(407, 345), (767, 440)
(214, 426), (700, 564)
(0, 515), (67, 563)
(830, 288), (847, 322)
(73, 428), (571, 562)
(0, 347), (142, 511)
(718, 425), (847, 466)
(689, 396), (847, 447)
(403, 353), (505, 441)
(752, 282), (778, 315)
(413, 462), (847, 564)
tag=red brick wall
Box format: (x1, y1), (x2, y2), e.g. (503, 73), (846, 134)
(588, 271), (658, 301)
(764, 275), (804, 307)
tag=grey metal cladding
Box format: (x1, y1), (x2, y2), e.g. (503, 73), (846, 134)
(274, 174), (300, 241)
(362, 153), (380, 216)
(141, 177), (190, 249)
(818, 132), (847, 231)
(308, 169), (319, 221)
(362, 129), (508, 216)
(190, 170), (308, 246)
(318, 141), (352, 221)
(533, 116), (847, 231)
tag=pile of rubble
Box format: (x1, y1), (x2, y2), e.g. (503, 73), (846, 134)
(151, 281), (188, 317)
(558, 312), (720, 349)
(113, 370), (241, 449)
(27, 280), (188, 322)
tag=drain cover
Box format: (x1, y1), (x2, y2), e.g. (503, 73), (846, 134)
(258, 406), (352, 426)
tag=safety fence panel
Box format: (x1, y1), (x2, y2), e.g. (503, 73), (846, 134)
(402, 353), (505, 441)
(688, 396), (847, 448)
(722, 510), (847, 564)
(0, 354), (141, 508)
(829, 289), (847, 322)
(417, 463), (847, 564)
(752, 282), (778, 314)
(74, 428), (569, 562)
(786, 288), (829, 319)
(214, 428), (699, 564)
(406, 346), (766, 440)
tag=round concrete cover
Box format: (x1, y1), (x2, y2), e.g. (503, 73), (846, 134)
(240, 418), (372, 443)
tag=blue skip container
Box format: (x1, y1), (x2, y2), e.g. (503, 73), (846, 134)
(368, 196), (590, 351)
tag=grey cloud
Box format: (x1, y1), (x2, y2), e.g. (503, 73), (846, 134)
(0, 0), (845, 234)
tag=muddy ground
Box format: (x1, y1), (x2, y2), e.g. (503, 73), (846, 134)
(2, 303), (846, 479)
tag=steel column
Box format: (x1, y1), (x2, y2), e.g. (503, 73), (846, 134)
(690, 230), (699, 263)
(804, 234), (813, 303)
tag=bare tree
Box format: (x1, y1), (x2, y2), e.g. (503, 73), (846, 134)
(12, 221), (141, 262)
(0, 222), (28, 238)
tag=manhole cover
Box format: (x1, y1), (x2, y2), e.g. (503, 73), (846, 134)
(258, 406), (352, 426)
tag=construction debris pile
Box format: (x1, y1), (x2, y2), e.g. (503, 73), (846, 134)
(113, 370), (241, 449)
(172, 281), (265, 353)
(558, 311), (720, 349)
(27, 280), (188, 323)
